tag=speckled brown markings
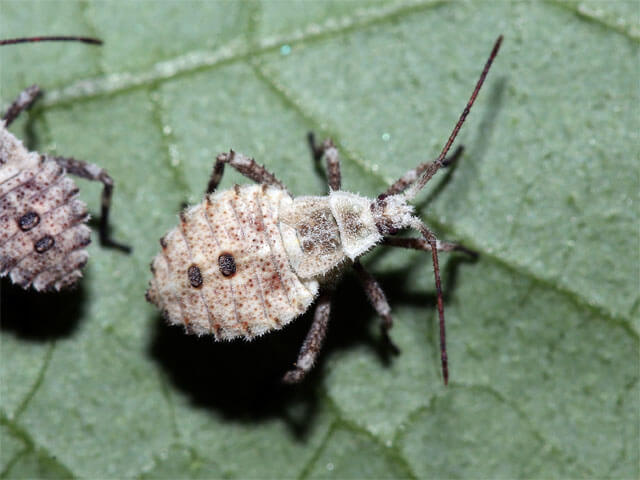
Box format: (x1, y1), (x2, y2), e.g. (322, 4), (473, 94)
(148, 184), (318, 340)
(0, 36), (129, 291)
(0, 120), (92, 289)
(146, 36), (503, 385)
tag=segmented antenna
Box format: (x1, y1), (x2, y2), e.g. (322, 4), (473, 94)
(0, 36), (102, 46)
(404, 35), (503, 201)
(405, 36), (503, 386)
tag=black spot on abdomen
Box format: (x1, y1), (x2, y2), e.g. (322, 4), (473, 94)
(218, 253), (236, 277)
(188, 264), (203, 288)
(18, 211), (40, 231)
(34, 235), (55, 253)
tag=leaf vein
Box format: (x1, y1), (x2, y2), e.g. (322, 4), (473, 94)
(0, 412), (76, 478)
(546, 0), (640, 41)
(36, 0), (445, 109)
(13, 342), (55, 421)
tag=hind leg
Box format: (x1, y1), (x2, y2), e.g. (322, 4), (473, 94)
(282, 292), (332, 384)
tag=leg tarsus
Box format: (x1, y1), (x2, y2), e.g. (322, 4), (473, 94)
(352, 260), (400, 354)
(2, 85), (42, 127)
(282, 292), (332, 384)
(51, 156), (131, 253)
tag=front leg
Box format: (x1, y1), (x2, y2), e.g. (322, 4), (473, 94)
(206, 150), (288, 194)
(282, 292), (332, 384)
(307, 132), (341, 191)
(51, 156), (130, 253)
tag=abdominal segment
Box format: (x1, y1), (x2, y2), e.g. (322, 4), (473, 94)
(147, 185), (318, 340)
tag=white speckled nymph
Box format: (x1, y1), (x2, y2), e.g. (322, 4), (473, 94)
(146, 183), (413, 340)
(0, 121), (90, 290)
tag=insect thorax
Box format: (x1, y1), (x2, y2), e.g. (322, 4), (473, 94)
(280, 191), (414, 281)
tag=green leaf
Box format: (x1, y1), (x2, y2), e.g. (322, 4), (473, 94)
(1, 1), (638, 478)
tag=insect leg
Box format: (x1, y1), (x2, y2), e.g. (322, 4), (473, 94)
(352, 260), (400, 353)
(409, 219), (450, 385)
(381, 145), (464, 197)
(282, 292), (332, 384)
(383, 236), (477, 258)
(50, 155), (131, 253)
(2, 85), (42, 127)
(307, 132), (341, 191)
(206, 150), (288, 194)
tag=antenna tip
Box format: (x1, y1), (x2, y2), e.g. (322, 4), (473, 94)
(0, 36), (103, 47)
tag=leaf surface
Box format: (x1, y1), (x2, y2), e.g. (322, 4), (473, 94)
(1, 1), (638, 478)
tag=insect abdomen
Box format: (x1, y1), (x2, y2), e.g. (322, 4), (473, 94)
(0, 152), (91, 291)
(147, 185), (319, 340)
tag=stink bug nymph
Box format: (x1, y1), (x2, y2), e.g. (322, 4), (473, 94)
(146, 36), (503, 384)
(0, 36), (130, 291)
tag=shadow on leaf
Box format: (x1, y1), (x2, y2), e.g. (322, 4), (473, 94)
(148, 272), (385, 435)
(148, 249), (474, 437)
(0, 276), (86, 340)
